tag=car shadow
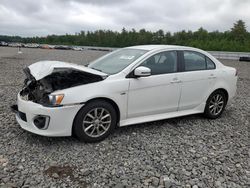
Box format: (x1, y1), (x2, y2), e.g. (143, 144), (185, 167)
(17, 113), (221, 145)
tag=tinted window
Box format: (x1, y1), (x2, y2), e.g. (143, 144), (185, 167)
(206, 57), (216, 69)
(141, 51), (177, 75)
(184, 51), (206, 71)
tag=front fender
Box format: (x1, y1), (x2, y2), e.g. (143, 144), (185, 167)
(55, 79), (130, 121)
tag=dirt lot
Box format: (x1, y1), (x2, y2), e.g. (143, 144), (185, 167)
(0, 47), (249, 188)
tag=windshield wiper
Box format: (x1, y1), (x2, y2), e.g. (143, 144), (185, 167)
(91, 67), (103, 72)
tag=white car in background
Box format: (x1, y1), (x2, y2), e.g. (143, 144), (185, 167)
(12, 45), (238, 142)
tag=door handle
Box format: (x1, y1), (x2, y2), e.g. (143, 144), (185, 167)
(170, 78), (182, 84)
(208, 74), (216, 79)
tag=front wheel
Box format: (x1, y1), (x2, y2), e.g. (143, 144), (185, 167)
(204, 90), (227, 119)
(73, 100), (117, 142)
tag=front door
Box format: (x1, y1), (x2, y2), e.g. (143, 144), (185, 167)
(127, 51), (181, 118)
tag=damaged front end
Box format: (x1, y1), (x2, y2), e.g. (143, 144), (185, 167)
(20, 61), (107, 106)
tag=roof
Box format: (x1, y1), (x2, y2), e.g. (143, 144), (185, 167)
(126, 44), (198, 51)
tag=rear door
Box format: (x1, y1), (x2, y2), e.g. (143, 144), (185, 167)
(178, 51), (217, 110)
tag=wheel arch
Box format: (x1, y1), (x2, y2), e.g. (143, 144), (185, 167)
(72, 97), (120, 136)
(86, 97), (120, 123)
(207, 88), (229, 103)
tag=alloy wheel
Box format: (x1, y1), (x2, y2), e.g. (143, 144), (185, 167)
(209, 94), (224, 116)
(82, 107), (112, 138)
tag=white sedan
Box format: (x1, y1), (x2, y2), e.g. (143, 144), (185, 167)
(12, 45), (237, 142)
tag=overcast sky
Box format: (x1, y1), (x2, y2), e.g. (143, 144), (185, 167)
(0, 0), (249, 37)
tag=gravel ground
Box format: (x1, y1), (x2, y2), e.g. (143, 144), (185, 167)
(0, 47), (249, 188)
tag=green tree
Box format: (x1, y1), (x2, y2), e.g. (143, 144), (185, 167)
(231, 20), (247, 42)
(1, 20), (250, 52)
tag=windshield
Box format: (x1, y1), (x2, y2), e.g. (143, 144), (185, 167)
(88, 48), (148, 74)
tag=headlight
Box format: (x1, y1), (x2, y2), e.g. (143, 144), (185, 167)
(48, 94), (64, 105)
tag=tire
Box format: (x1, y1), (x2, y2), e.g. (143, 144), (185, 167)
(73, 100), (117, 142)
(204, 90), (227, 119)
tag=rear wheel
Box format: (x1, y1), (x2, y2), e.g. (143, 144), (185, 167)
(204, 90), (227, 119)
(73, 100), (117, 142)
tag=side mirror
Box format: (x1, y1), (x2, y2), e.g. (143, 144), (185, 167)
(134, 66), (151, 77)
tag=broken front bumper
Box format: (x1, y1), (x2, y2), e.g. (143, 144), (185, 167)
(13, 93), (83, 137)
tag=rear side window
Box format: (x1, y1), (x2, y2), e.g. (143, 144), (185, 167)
(206, 57), (216, 69)
(184, 51), (216, 71)
(184, 51), (206, 71)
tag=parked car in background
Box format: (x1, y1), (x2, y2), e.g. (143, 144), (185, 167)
(0, 41), (8, 46)
(40, 44), (55, 49)
(12, 45), (238, 142)
(54, 45), (71, 50)
(24, 43), (40, 48)
(71, 46), (83, 51)
(8, 42), (22, 47)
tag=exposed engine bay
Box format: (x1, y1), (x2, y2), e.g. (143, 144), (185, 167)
(20, 67), (104, 106)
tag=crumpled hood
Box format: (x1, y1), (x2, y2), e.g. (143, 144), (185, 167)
(28, 61), (107, 80)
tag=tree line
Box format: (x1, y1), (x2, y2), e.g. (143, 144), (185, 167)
(1, 20), (249, 52)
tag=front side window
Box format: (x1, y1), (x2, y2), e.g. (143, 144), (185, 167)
(141, 51), (177, 75)
(89, 49), (148, 74)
